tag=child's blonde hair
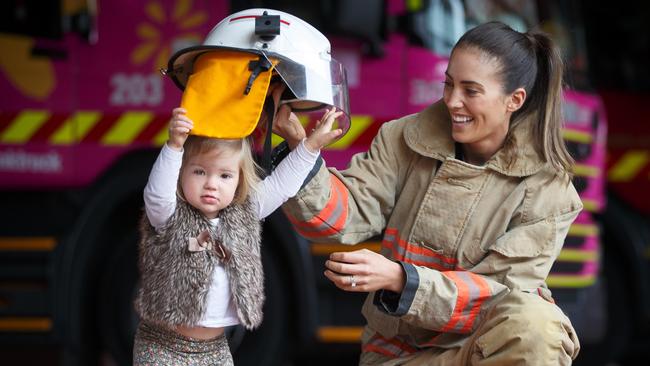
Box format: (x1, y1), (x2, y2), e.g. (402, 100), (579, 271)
(179, 135), (261, 204)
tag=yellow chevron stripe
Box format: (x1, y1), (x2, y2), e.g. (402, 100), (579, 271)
(75, 111), (102, 140)
(317, 326), (363, 343)
(328, 115), (373, 150)
(568, 223), (599, 237)
(0, 110), (50, 143)
(406, 0), (424, 12)
(608, 150), (649, 182)
(50, 111), (101, 144)
(298, 115), (310, 126)
(557, 249), (598, 262)
(271, 132), (284, 147)
(562, 129), (592, 144)
(153, 125), (168, 146)
(574, 163), (600, 178)
(49, 117), (75, 144)
(546, 274), (596, 288)
(102, 112), (152, 145)
(581, 199), (599, 212)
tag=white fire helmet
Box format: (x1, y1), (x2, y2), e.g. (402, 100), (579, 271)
(165, 8), (351, 136)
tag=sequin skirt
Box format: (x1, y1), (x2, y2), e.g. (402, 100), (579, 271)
(133, 321), (233, 366)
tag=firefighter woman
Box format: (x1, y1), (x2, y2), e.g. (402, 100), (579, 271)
(280, 21), (581, 365)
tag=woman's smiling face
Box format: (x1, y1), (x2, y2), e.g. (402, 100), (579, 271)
(443, 46), (516, 161)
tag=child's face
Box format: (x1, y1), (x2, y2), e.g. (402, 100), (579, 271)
(181, 148), (241, 219)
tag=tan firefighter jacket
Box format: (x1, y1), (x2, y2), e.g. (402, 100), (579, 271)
(283, 100), (583, 357)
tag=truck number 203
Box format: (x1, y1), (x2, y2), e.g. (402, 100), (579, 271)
(110, 73), (163, 106)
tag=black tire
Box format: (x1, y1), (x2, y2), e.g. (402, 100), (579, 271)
(97, 229), (139, 366)
(231, 245), (289, 366)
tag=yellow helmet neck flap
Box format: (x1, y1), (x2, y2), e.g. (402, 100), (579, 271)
(180, 50), (277, 139)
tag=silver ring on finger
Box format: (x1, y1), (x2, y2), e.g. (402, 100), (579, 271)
(350, 275), (356, 287)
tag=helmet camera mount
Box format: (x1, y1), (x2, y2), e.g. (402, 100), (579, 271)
(255, 11), (280, 41)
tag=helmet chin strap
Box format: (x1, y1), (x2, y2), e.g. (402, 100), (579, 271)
(260, 96), (276, 175)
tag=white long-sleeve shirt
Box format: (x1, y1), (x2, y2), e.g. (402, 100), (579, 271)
(143, 139), (318, 327)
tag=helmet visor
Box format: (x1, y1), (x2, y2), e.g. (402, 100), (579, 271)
(266, 52), (350, 136)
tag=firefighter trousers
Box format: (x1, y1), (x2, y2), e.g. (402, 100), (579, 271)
(359, 290), (580, 365)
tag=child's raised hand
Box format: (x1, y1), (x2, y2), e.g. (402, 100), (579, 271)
(167, 108), (193, 151)
(304, 108), (343, 153)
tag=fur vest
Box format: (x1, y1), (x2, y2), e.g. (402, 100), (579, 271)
(134, 198), (264, 330)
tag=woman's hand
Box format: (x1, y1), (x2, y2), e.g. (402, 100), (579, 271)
(304, 108), (343, 153)
(167, 108), (193, 151)
(324, 249), (405, 293)
(263, 83), (306, 149)
(272, 104), (306, 149)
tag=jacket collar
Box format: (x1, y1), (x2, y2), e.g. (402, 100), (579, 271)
(404, 101), (546, 177)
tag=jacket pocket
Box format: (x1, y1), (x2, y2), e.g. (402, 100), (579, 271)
(419, 242), (446, 256)
(416, 242), (459, 271)
(488, 217), (555, 258)
(461, 238), (487, 267)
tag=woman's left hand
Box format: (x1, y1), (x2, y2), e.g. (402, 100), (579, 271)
(272, 104), (305, 149)
(324, 249), (405, 293)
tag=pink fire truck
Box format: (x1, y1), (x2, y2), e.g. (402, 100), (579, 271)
(0, 1), (647, 365)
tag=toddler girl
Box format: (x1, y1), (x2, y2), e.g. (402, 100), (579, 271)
(133, 106), (342, 365)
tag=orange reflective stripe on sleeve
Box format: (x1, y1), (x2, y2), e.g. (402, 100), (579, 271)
(288, 174), (348, 238)
(363, 344), (401, 358)
(362, 332), (417, 359)
(440, 271), (492, 333)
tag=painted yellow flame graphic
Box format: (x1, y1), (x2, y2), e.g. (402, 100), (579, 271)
(131, 0), (207, 70)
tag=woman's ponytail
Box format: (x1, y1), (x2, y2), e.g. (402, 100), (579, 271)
(527, 32), (574, 175)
